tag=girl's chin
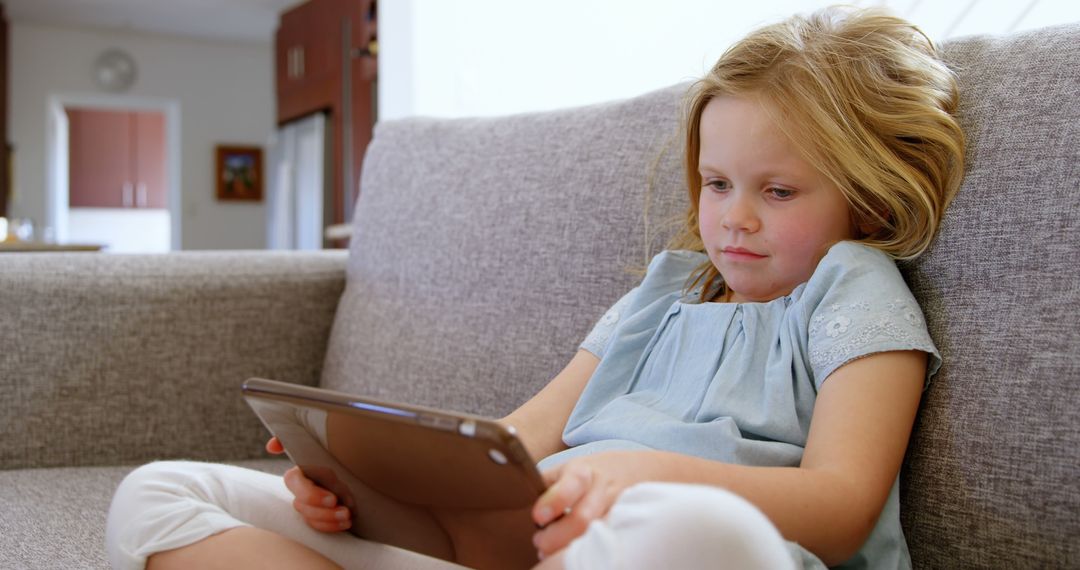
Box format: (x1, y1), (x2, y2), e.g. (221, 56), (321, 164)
(723, 283), (793, 304)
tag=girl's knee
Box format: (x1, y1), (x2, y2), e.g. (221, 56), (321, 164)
(619, 482), (777, 541)
(113, 461), (184, 502)
(118, 460), (198, 483)
(107, 461), (251, 569)
(108, 461), (199, 569)
(569, 482), (794, 569)
(112, 460), (213, 506)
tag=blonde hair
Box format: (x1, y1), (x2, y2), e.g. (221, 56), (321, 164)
(672, 6), (966, 300)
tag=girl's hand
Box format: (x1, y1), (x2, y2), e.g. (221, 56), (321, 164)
(265, 436), (285, 455)
(265, 437), (352, 533)
(530, 452), (657, 559)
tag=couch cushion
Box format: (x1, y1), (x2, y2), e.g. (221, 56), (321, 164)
(324, 84), (689, 417)
(325, 23), (1080, 569)
(898, 23), (1080, 567)
(0, 459), (290, 569)
(0, 251), (346, 470)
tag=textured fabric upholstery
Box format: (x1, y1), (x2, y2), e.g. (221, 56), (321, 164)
(322, 84), (690, 417)
(0, 459), (289, 569)
(899, 23), (1080, 567)
(0, 252), (346, 470)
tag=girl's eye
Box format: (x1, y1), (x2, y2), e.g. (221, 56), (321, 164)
(768, 187), (794, 199)
(705, 180), (730, 192)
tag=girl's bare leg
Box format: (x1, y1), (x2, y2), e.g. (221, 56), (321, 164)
(147, 527), (340, 570)
(435, 506), (539, 570)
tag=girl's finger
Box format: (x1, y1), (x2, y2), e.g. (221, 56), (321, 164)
(569, 476), (616, 523)
(292, 498), (352, 525)
(533, 480), (611, 557)
(265, 437), (285, 454)
(533, 464), (592, 527)
(302, 515), (353, 533)
(283, 467), (338, 507)
(533, 512), (588, 558)
(540, 463), (564, 487)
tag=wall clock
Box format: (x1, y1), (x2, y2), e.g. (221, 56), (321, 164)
(93, 49), (138, 92)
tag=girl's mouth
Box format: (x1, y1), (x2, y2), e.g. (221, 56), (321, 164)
(722, 247), (766, 260)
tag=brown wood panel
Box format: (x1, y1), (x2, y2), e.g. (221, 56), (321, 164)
(277, 76), (335, 125)
(276, 0), (341, 122)
(68, 108), (133, 208)
(0, 5), (9, 217)
(300, 0), (340, 85)
(274, 23), (298, 96)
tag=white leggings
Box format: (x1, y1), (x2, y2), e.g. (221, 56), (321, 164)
(106, 461), (796, 570)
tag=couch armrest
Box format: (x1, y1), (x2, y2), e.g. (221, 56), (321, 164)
(0, 251), (347, 470)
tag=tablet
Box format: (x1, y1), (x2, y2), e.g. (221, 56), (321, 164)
(241, 377), (545, 566)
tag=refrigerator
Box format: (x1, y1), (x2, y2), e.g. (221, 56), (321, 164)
(266, 112), (332, 250)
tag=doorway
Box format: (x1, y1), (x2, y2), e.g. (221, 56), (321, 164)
(45, 94), (181, 252)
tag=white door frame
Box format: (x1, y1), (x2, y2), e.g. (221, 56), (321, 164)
(45, 93), (182, 249)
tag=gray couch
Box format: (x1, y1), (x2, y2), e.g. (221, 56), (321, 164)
(2, 22), (1078, 569)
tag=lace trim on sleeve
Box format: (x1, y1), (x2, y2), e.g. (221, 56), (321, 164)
(809, 298), (933, 382)
(580, 288), (636, 359)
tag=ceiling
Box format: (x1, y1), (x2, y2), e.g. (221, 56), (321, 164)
(2, 0), (305, 44)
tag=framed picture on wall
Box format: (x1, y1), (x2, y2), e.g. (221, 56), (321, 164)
(215, 145), (263, 201)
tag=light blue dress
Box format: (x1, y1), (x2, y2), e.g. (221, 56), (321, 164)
(538, 241), (940, 570)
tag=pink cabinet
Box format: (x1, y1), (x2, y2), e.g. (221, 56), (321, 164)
(68, 108), (166, 209)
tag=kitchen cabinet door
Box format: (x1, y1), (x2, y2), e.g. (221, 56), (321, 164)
(68, 108), (166, 209)
(68, 108), (133, 208)
(134, 111), (167, 208)
(276, 0), (339, 123)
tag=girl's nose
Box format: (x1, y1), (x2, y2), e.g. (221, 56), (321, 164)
(721, 191), (761, 232)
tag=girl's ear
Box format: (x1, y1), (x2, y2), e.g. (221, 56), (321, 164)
(858, 220), (880, 237)
(857, 210), (890, 237)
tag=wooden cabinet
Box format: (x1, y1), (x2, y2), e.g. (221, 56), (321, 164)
(275, 0), (377, 231)
(0, 5), (9, 218)
(67, 108), (167, 209)
(276, 0), (340, 120)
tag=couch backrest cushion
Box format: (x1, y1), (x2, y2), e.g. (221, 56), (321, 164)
(898, 23), (1080, 567)
(323, 85), (689, 417)
(324, 23), (1080, 568)
(0, 251), (346, 469)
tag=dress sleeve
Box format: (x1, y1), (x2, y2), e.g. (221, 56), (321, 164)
(806, 243), (941, 389)
(579, 287), (639, 359)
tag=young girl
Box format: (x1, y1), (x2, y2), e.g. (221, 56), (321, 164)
(107, 6), (964, 569)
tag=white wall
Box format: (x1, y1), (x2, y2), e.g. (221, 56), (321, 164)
(8, 23), (275, 250)
(67, 208), (171, 253)
(379, 0), (1080, 121)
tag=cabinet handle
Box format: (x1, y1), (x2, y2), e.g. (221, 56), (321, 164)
(122, 182), (134, 207)
(136, 183), (148, 208)
(287, 46), (305, 79)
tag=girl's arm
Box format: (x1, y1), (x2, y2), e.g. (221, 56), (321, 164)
(532, 349), (926, 566)
(500, 349), (599, 462)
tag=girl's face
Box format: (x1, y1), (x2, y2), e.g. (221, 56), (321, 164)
(697, 96), (856, 303)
